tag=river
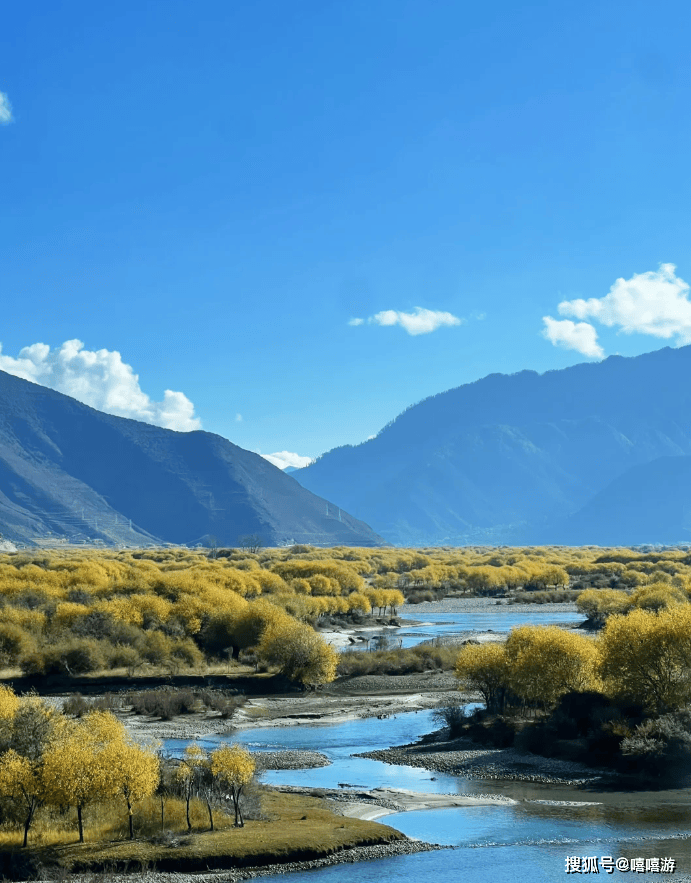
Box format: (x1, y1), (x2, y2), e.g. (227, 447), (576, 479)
(355, 600), (584, 649)
(166, 601), (691, 881)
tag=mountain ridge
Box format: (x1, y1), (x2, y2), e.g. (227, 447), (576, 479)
(294, 346), (691, 545)
(0, 370), (384, 548)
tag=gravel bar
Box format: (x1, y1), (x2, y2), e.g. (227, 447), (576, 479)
(253, 751), (331, 770)
(358, 738), (606, 786)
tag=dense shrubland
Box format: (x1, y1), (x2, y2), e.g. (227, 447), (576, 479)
(454, 604), (691, 780)
(575, 581), (691, 624)
(456, 607), (691, 717)
(3, 543), (691, 797)
(0, 544), (691, 685)
(337, 644), (459, 677)
(0, 549), (363, 686)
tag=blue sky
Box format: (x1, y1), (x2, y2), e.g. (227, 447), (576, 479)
(3, 0), (691, 467)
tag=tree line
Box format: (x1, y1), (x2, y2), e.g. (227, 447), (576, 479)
(0, 689), (255, 847)
(456, 605), (691, 717)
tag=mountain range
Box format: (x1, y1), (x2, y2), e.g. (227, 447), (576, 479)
(294, 346), (691, 546)
(4, 345), (691, 550)
(0, 370), (383, 548)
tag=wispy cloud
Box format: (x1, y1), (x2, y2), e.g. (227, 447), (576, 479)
(260, 451), (313, 470)
(543, 264), (691, 358)
(349, 307), (463, 336)
(0, 339), (202, 431)
(0, 92), (13, 125)
(235, 413), (243, 422)
(542, 317), (604, 358)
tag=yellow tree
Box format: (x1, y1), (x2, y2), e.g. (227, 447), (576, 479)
(105, 736), (160, 839)
(543, 566), (570, 589)
(0, 684), (19, 721)
(41, 711), (120, 842)
(382, 589), (405, 614)
(258, 620), (338, 687)
(576, 589), (630, 625)
(0, 750), (44, 846)
(211, 744), (255, 827)
(364, 589), (386, 614)
(598, 606), (691, 713)
(175, 743), (207, 832)
(346, 592), (370, 614)
(505, 626), (597, 709)
(229, 600), (284, 659)
(455, 643), (510, 713)
(308, 574), (338, 596)
(465, 567), (504, 594)
(628, 582), (687, 614)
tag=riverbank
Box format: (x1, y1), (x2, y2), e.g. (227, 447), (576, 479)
(38, 840), (447, 883)
(359, 732), (607, 786)
(271, 784), (516, 820)
(122, 673), (465, 741)
(9, 789), (437, 883)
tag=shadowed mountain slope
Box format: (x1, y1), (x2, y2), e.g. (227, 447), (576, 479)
(547, 455), (691, 546)
(0, 370), (383, 547)
(294, 346), (691, 546)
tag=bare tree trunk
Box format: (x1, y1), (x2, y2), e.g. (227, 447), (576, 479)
(232, 786), (244, 827)
(206, 797), (214, 831)
(127, 797), (134, 840)
(77, 805), (84, 843)
(237, 787), (244, 827)
(22, 802), (35, 849)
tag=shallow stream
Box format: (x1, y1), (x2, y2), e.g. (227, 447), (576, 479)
(166, 604), (691, 881)
(166, 708), (691, 881)
(354, 604), (584, 649)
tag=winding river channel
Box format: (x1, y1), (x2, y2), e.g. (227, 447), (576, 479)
(169, 602), (691, 882)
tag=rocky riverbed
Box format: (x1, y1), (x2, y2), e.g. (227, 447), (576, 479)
(269, 784), (516, 820)
(253, 751), (330, 771)
(359, 735), (607, 786)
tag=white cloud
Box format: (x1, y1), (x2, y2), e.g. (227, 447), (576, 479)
(0, 92), (13, 125)
(541, 317), (604, 358)
(0, 339), (202, 431)
(235, 413), (243, 422)
(261, 451), (314, 470)
(350, 307), (463, 336)
(557, 263), (691, 344)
